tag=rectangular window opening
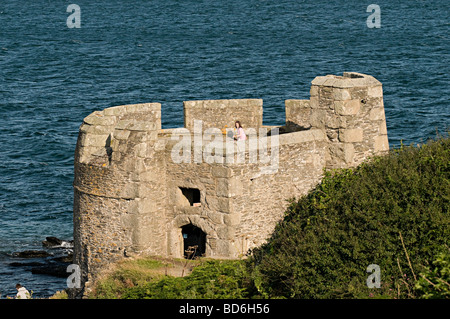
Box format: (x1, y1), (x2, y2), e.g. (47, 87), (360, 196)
(179, 187), (201, 207)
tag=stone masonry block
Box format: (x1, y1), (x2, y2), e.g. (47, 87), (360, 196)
(127, 122), (159, 132)
(310, 76), (328, 86)
(374, 135), (389, 152)
(206, 211), (224, 224)
(339, 128), (364, 143)
(285, 100), (311, 129)
(369, 107), (385, 121)
(183, 100), (203, 109)
(80, 124), (112, 135)
(138, 183), (155, 198)
(81, 134), (110, 147)
(83, 112), (116, 126)
(223, 212), (241, 226)
(379, 120), (388, 135)
(328, 143), (355, 165)
(368, 85), (383, 98)
(137, 198), (157, 214)
(325, 114), (343, 129)
(113, 129), (131, 140)
(323, 77), (338, 87)
(247, 99), (263, 107)
(349, 87), (369, 100)
(216, 176), (242, 197)
(309, 96), (319, 109)
(206, 196), (231, 213)
(103, 106), (127, 117)
(119, 182), (139, 199)
(216, 225), (231, 240)
(310, 109), (327, 128)
(332, 89), (351, 101)
(139, 170), (160, 183)
(135, 142), (148, 157)
(285, 99), (310, 109)
(343, 143), (355, 164)
(216, 178), (229, 197)
(212, 166), (232, 178)
(334, 100), (361, 116)
(278, 129), (326, 145)
(115, 119), (133, 130)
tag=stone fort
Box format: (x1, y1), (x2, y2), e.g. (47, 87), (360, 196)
(72, 72), (389, 295)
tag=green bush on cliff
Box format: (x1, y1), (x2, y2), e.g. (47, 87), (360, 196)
(415, 250), (450, 299)
(250, 135), (449, 298)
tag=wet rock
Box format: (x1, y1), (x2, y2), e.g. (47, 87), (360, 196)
(10, 236), (74, 278)
(42, 236), (74, 248)
(31, 262), (71, 278)
(42, 236), (63, 248)
(9, 261), (44, 267)
(53, 253), (73, 263)
(13, 250), (52, 258)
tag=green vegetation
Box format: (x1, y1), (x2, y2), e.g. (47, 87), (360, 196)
(415, 251), (450, 299)
(251, 135), (449, 298)
(88, 257), (252, 299)
(122, 260), (253, 299)
(49, 290), (68, 299)
(89, 257), (183, 298)
(88, 135), (449, 299)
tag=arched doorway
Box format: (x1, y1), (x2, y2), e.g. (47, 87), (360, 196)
(181, 224), (206, 258)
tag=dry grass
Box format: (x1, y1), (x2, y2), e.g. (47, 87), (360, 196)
(87, 255), (202, 298)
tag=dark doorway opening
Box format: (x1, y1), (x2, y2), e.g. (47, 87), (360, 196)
(181, 224), (206, 258)
(179, 187), (201, 206)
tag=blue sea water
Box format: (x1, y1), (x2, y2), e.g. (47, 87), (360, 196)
(0, 0), (448, 297)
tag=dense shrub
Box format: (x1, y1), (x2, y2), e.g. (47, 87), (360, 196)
(250, 136), (449, 298)
(415, 250), (450, 299)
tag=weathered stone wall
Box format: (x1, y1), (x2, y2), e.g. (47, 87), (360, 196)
(285, 99), (311, 131)
(159, 129), (328, 259)
(228, 129), (328, 255)
(71, 72), (389, 298)
(72, 103), (165, 296)
(165, 158), (230, 259)
(311, 72), (388, 168)
(184, 99), (263, 131)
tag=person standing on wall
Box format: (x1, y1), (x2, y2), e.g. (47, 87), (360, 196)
(234, 121), (246, 141)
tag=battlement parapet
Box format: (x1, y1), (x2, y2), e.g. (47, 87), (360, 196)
(71, 72), (389, 297)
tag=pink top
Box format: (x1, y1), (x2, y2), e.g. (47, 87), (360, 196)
(237, 127), (246, 141)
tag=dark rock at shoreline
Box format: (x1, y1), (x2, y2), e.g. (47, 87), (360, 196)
(53, 253), (73, 263)
(10, 236), (74, 278)
(13, 250), (53, 258)
(10, 261), (44, 267)
(42, 236), (73, 249)
(10, 254), (72, 278)
(31, 262), (71, 278)
(42, 236), (63, 247)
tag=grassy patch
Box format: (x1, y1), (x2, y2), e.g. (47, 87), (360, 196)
(88, 257), (251, 299)
(88, 257), (176, 298)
